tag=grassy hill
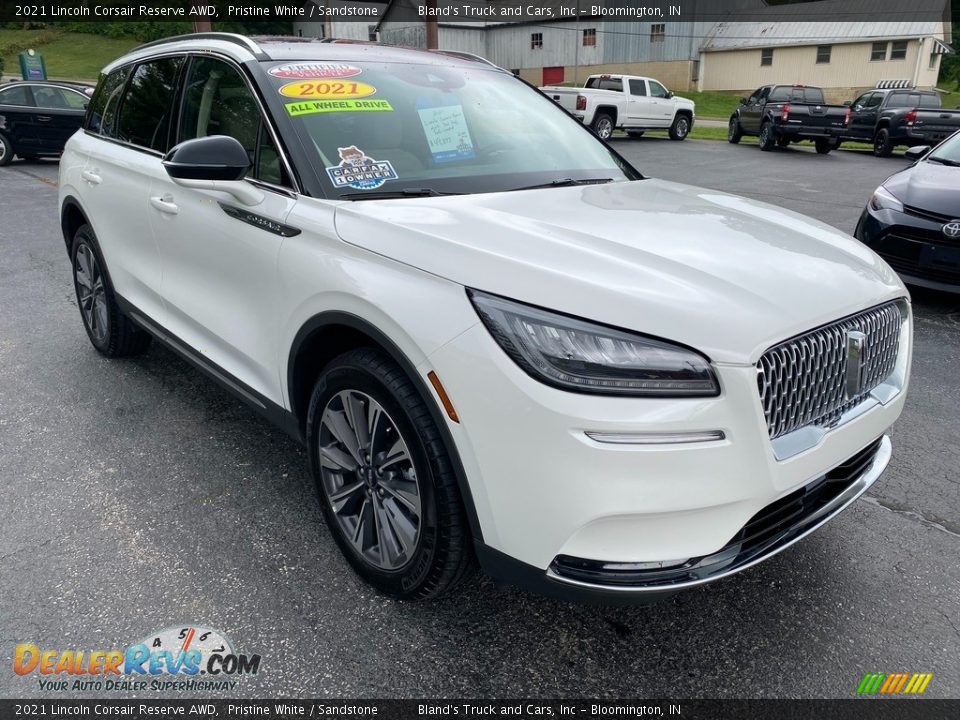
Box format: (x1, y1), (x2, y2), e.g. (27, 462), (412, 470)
(1, 29), (138, 81)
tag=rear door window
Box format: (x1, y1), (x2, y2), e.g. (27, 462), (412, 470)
(33, 86), (84, 110)
(628, 79), (647, 96)
(0, 85), (32, 106)
(116, 57), (184, 152)
(86, 66), (130, 137)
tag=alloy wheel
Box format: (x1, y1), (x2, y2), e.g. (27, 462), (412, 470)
(595, 118), (613, 139)
(318, 390), (422, 571)
(0, 135), (7, 163)
(75, 243), (108, 344)
(676, 118), (689, 138)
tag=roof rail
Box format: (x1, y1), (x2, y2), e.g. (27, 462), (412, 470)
(136, 32), (270, 61)
(427, 49), (498, 68)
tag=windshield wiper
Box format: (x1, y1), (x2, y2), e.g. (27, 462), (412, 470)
(926, 156), (960, 167)
(507, 177), (615, 192)
(339, 188), (464, 200)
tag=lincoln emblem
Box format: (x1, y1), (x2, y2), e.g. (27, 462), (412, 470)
(845, 331), (867, 399)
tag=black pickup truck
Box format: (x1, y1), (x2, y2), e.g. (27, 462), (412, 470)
(728, 84), (849, 153)
(842, 88), (960, 157)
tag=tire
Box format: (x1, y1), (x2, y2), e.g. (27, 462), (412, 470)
(306, 347), (475, 600)
(777, 135), (791, 148)
(815, 139), (833, 154)
(668, 114), (690, 141)
(70, 224), (152, 357)
(626, 130), (645, 138)
(874, 128), (894, 157)
(759, 122), (777, 151)
(727, 117), (742, 144)
(0, 131), (14, 166)
(591, 113), (614, 140)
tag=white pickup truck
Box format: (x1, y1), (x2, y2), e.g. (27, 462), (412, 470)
(542, 74), (696, 141)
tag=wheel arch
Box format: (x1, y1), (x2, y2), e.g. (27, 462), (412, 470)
(595, 105), (618, 126)
(287, 310), (484, 542)
(60, 196), (89, 257)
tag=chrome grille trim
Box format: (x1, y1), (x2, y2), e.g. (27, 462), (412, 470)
(757, 302), (903, 440)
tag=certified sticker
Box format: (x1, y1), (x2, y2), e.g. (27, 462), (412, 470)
(268, 63), (362, 79)
(279, 80), (376, 99)
(325, 146), (398, 191)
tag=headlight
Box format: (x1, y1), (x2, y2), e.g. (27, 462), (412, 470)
(869, 185), (903, 213)
(468, 290), (720, 397)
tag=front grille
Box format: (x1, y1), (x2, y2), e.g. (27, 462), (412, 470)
(757, 303), (902, 440)
(550, 438), (885, 590)
(886, 255), (960, 285)
(903, 204), (953, 225)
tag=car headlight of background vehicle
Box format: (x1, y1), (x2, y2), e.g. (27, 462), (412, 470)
(869, 185), (904, 213)
(468, 290), (720, 397)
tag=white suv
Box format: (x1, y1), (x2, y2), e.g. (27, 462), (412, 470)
(59, 34), (912, 602)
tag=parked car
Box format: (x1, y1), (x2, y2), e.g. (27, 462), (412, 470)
(856, 130), (960, 291)
(60, 34), (911, 603)
(0, 80), (89, 165)
(728, 84), (849, 153)
(541, 74), (695, 140)
(841, 87), (960, 157)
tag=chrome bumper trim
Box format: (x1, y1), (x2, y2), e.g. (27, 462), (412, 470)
(546, 435), (891, 593)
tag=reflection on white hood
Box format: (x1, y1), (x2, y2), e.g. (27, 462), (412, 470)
(334, 179), (906, 364)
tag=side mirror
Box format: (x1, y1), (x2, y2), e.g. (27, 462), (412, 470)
(843, 100), (852, 106)
(666, 91), (674, 99)
(739, 97), (747, 105)
(904, 145), (930, 161)
(162, 135), (262, 206)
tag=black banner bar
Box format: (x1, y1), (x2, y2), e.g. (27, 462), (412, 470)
(1, 700), (959, 720)
(0, 0), (954, 24)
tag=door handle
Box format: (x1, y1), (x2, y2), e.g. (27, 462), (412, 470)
(81, 170), (102, 185)
(150, 195), (179, 215)
(36, 116), (52, 122)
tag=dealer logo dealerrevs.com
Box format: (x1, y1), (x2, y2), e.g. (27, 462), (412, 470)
(13, 626), (261, 692)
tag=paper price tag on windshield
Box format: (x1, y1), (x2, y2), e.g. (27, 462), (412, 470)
(417, 105), (475, 163)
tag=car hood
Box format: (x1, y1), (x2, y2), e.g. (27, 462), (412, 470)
(884, 161), (960, 219)
(334, 179), (905, 364)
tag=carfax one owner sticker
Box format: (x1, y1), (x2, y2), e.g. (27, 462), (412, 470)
(326, 146), (398, 191)
(13, 626), (261, 692)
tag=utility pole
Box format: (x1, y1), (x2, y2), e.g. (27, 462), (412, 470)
(192, 0), (212, 33)
(425, 0), (439, 49)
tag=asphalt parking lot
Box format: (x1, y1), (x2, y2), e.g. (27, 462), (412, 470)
(1, 140), (958, 700)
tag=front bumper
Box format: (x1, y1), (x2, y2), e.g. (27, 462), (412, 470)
(426, 317), (909, 600)
(856, 205), (960, 292)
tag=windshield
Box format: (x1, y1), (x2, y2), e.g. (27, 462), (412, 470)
(928, 131), (960, 164)
(263, 60), (637, 198)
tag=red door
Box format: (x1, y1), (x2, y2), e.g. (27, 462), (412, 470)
(542, 66), (565, 85)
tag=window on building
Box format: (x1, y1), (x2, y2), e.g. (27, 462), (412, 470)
(890, 40), (908, 60)
(650, 24), (665, 42)
(116, 57), (183, 152)
(761, 48), (773, 66)
(816, 45), (831, 64)
(531, 33), (543, 50)
(930, 53), (938, 69)
(582, 28), (596, 47)
(871, 42), (888, 61)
